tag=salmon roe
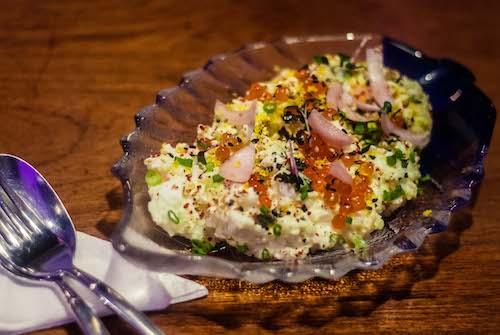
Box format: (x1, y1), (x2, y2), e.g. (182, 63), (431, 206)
(274, 85), (289, 102)
(304, 77), (327, 96)
(248, 173), (271, 208)
(295, 68), (310, 81)
(303, 148), (374, 230)
(245, 83), (271, 101)
(300, 132), (337, 162)
(215, 133), (243, 162)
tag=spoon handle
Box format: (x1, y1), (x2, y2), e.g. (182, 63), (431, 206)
(57, 277), (111, 335)
(65, 267), (165, 335)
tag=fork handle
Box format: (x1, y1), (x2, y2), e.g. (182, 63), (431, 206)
(64, 267), (165, 335)
(56, 277), (110, 335)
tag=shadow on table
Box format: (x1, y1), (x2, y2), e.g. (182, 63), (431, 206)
(72, 187), (473, 334)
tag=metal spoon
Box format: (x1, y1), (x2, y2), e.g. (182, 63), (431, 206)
(0, 154), (164, 335)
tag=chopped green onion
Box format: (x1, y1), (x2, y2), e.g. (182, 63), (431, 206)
(401, 159), (408, 168)
(354, 123), (366, 135)
(409, 151), (416, 163)
(352, 235), (367, 250)
(272, 224), (282, 236)
(345, 216), (353, 225)
(383, 184), (405, 201)
(197, 151), (207, 165)
(236, 243), (249, 253)
(386, 155), (397, 166)
(367, 121), (378, 132)
(167, 210), (180, 224)
(381, 101), (392, 114)
(212, 174), (224, 183)
(313, 55), (329, 65)
(299, 180), (311, 200)
(191, 239), (214, 255)
(263, 102), (277, 114)
(338, 54), (350, 67)
(360, 145), (371, 154)
(329, 233), (339, 245)
(261, 248), (272, 261)
(175, 157), (193, 168)
(145, 170), (162, 187)
(206, 162), (214, 172)
(256, 213), (275, 228)
(394, 149), (405, 160)
(420, 174), (431, 182)
(260, 206), (270, 215)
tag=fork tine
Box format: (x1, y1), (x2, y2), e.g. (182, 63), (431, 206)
(0, 205), (23, 248)
(0, 181), (42, 237)
(0, 195), (32, 241)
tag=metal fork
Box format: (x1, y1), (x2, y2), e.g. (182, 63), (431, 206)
(0, 186), (110, 335)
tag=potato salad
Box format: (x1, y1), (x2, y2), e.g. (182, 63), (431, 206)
(144, 47), (432, 260)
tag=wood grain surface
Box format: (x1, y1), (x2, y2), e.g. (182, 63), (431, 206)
(1, 1), (499, 334)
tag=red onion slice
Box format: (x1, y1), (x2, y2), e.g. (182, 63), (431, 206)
(219, 144), (256, 183)
(381, 113), (430, 148)
(308, 110), (354, 150)
(366, 47), (393, 106)
(328, 160), (353, 185)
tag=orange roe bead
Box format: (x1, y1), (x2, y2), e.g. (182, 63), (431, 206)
(248, 174), (271, 208)
(215, 146), (231, 162)
(295, 68), (310, 81)
(245, 83), (266, 100)
(301, 145), (375, 230)
(274, 86), (289, 102)
(301, 132), (337, 162)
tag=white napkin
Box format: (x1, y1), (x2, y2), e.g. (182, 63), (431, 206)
(0, 232), (208, 334)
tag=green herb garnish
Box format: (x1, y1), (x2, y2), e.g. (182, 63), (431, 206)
(261, 248), (272, 261)
(175, 157), (193, 168)
(367, 121), (378, 132)
(299, 179), (311, 200)
(145, 170), (162, 187)
(354, 122), (366, 135)
(352, 235), (367, 250)
(383, 184), (405, 201)
(191, 239), (214, 255)
(272, 224), (282, 236)
(263, 102), (277, 114)
(167, 210), (180, 224)
(313, 55), (329, 65)
(409, 151), (416, 163)
(360, 145), (371, 154)
(212, 174), (224, 183)
(338, 54), (350, 67)
(236, 243), (249, 253)
(386, 155), (397, 166)
(256, 212), (275, 229)
(206, 161), (214, 172)
(381, 101), (392, 114)
(420, 174), (431, 182)
(345, 216), (353, 225)
(197, 151), (207, 165)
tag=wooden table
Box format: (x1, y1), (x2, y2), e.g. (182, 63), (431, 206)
(1, 1), (499, 334)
